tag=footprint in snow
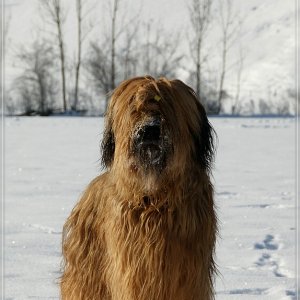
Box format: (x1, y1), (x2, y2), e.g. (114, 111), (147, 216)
(254, 235), (292, 279)
(254, 234), (279, 250)
(255, 252), (287, 278)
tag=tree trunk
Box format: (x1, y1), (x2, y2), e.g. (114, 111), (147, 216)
(217, 35), (227, 115)
(38, 75), (46, 114)
(41, 0), (67, 112)
(145, 22), (151, 74)
(74, 0), (82, 111)
(58, 22), (67, 112)
(232, 46), (244, 115)
(111, 0), (119, 91)
(196, 37), (202, 98)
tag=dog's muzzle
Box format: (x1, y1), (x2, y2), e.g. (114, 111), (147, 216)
(133, 116), (169, 170)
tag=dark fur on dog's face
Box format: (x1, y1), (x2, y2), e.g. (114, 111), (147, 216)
(131, 110), (171, 173)
(101, 76), (215, 178)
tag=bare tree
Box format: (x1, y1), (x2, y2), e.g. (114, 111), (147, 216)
(85, 0), (143, 111)
(232, 43), (245, 115)
(216, 0), (240, 114)
(120, 19), (140, 80)
(86, 18), (183, 112)
(111, 0), (120, 90)
(41, 0), (67, 112)
(14, 40), (58, 115)
(286, 88), (297, 115)
(2, 11), (11, 114)
(109, 0), (144, 86)
(258, 99), (273, 115)
(85, 40), (112, 109)
(73, 0), (95, 111)
(5, 93), (16, 116)
(188, 0), (213, 98)
(4, 11), (11, 47)
(73, 0), (83, 111)
(139, 22), (184, 78)
(86, 23), (139, 111)
(144, 21), (151, 75)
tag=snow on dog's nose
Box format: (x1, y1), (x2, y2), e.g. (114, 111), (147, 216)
(133, 116), (168, 170)
(136, 118), (161, 145)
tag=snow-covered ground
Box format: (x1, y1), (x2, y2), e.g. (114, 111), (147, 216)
(4, 117), (297, 299)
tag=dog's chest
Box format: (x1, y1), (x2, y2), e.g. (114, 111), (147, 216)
(104, 206), (202, 299)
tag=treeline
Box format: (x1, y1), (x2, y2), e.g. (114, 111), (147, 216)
(4, 0), (295, 116)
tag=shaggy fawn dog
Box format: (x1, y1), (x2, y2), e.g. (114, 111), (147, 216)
(61, 76), (217, 300)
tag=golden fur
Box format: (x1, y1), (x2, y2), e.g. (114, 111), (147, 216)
(60, 76), (217, 300)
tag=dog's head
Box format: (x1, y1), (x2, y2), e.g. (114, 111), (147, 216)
(102, 76), (215, 182)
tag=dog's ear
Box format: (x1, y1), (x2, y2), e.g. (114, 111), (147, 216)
(193, 100), (216, 172)
(101, 118), (115, 169)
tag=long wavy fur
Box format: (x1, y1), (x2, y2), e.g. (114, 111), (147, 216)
(60, 76), (218, 300)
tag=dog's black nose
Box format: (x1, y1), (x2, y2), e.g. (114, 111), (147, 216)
(141, 118), (161, 143)
(143, 120), (161, 142)
(135, 117), (161, 144)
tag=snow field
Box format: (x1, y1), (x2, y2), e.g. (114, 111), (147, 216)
(4, 117), (297, 299)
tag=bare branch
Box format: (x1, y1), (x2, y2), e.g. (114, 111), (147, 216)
(187, 0), (214, 98)
(40, 0), (68, 112)
(138, 22), (184, 78)
(216, 0), (242, 114)
(13, 40), (59, 115)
